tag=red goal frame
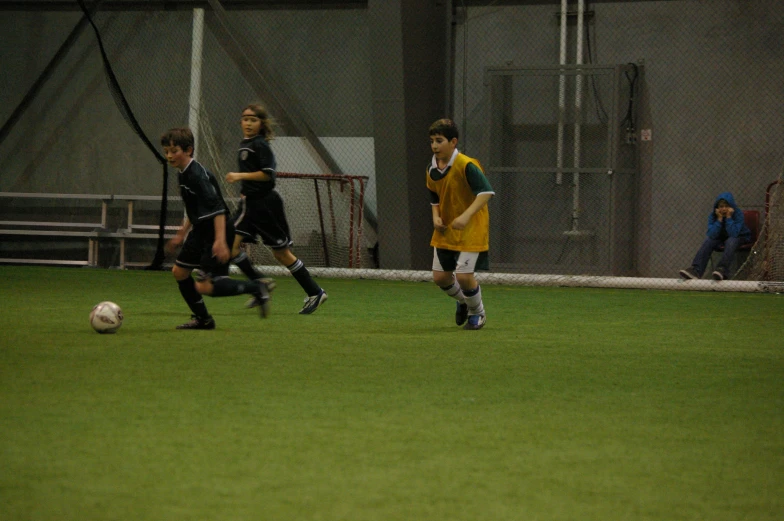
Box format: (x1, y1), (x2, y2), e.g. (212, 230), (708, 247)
(277, 172), (369, 268)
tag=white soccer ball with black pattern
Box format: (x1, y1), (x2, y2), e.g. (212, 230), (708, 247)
(90, 301), (124, 334)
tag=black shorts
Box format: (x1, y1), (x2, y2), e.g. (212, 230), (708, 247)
(175, 220), (235, 278)
(434, 248), (490, 272)
(233, 191), (293, 250)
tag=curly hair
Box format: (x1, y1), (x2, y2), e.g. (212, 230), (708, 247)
(243, 104), (276, 141)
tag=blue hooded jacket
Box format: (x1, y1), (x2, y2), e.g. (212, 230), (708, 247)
(706, 191), (751, 242)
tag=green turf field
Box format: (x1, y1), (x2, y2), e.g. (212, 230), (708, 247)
(1, 266), (782, 520)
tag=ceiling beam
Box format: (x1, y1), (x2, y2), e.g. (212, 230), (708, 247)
(0, 1), (367, 11)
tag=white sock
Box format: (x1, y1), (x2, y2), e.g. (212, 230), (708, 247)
(440, 275), (465, 303)
(464, 285), (484, 316)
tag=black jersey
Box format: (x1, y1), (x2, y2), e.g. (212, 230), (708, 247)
(238, 135), (276, 199)
(178, 159), (228, 227)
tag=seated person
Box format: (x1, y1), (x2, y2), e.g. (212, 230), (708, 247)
(679, 191), (751, 281)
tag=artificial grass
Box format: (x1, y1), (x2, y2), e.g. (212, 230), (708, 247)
(0, 266), (782, 520)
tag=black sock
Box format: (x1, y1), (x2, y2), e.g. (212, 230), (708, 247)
(232, 251), (265, 280)
(211, 277), (259, 297)
(287, 258), (321, 296)
(177, 277), (210, 318)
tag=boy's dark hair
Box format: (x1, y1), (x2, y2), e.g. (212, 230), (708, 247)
(428, 118), (459, 141)
(243, 103), (276, 141)
(161, 127), (194, 154)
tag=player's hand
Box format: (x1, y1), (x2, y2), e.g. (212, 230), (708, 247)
(433, 217), (447, 232)
(213, 241), (230, 263)
(225, 172), (241, 184)
(451, 214), (469, 230)
(715, 208), (724, 221)
(165, 236), (183, 254)
(726, 207), (734, 217)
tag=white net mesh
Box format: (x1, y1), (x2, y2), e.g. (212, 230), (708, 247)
(736, 167), (784, 284)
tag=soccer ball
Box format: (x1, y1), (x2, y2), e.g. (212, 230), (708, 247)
(90, 301), (124, 334)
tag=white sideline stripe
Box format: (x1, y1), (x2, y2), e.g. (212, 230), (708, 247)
(230, 266), (782, 293)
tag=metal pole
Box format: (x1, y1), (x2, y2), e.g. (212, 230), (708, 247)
(189, 8), (204, 158)
(571, 0), (585, 232)
(314, 179), (331, 267)
(555, 0), (568, 185)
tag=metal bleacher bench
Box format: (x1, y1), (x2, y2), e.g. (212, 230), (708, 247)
(0, 192), (112, 267)
(0, 192), (182, 269)
(109, 195), (181, 269)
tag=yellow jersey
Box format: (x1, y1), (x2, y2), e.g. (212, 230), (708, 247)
(426, 151), (493, 252)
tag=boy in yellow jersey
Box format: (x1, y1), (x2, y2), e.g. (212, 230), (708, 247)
(426, 119), (494, 330)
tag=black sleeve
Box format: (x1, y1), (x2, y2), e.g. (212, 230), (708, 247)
(253, 139), (277, 182)
(191, 168), (226, 222)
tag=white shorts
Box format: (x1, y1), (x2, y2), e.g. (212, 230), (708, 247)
(432, 248), (480, 274)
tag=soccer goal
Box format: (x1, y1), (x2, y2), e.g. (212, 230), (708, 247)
(245, 172), (370, 270)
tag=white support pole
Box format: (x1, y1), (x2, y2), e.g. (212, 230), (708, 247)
(188, 8), (205, 159)
(555, 0), (568, 185)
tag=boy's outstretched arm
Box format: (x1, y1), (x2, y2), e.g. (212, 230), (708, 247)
(226, 170), (270, 183)
(451, 193), (493, 230)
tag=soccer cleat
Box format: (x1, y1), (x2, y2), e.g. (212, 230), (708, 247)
(712, 269), (725, 281)
(299, 289), (328, 315)
(463, 314), (486, 330)
(176, 315), (215, 330)
(250, 278), (276, 318)
(246, 278), (276, 309)
(261, 277), (277, 293)
(455, 301), (469, 326)
(679, 267), (699, 280)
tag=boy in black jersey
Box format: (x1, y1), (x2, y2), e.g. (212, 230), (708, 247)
(225, 104), (327, 315)
(161, 127), (274, 330)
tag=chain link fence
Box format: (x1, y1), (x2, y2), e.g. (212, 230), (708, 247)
(454, 0), (784, 289)
(1, 1), (782, 290)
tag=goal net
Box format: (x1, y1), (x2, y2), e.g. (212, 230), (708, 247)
(240, 173), (369, 269)
(735, 167), (784, 285)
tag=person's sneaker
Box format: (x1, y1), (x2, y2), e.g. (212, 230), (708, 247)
(300, 289), (328, 315)
(176, 315), (215, 330)
(712, 269), (726, 281)
(679, 267), (699, 280)
(455, 301), (469, 326)
(246, 278), (277, 308)
(463, 314), (486, 330)
(249, 278), (276, 318)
